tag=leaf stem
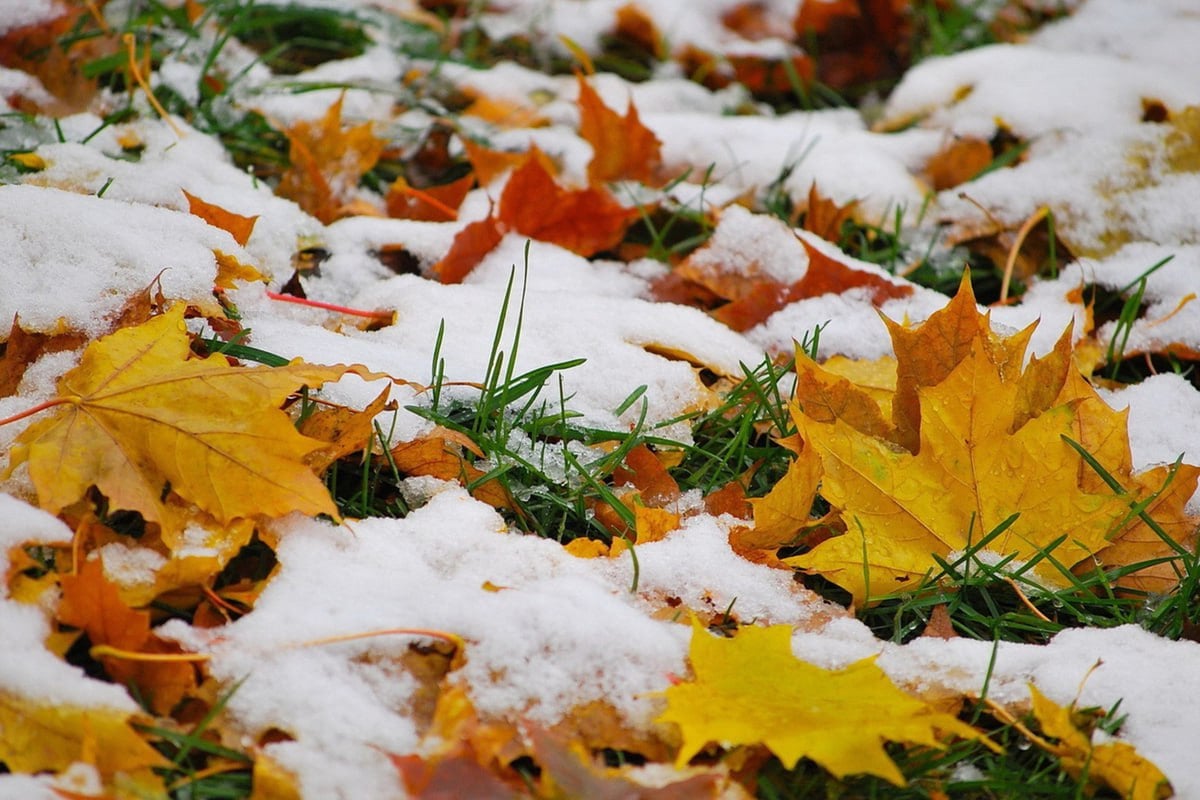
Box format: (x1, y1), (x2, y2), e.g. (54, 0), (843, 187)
(90, 645), (211, 663)
(293, 627), (464, 650)
(0, 396), (74, 427)
(265, 290), (394, 322)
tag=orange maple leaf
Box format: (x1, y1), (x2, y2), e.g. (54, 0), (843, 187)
(576, 74), (663, 186)
(5, 306), (349, 535)
(711, 236), (912, 332)
(433, 213), (506, 284)
(386, 173), (474, 221)
(58, 559), (196, 714)
(497, 151), (639, 256)
(278, 94), (386, 223)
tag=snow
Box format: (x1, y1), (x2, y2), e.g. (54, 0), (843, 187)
(3, 0), (1200, 797)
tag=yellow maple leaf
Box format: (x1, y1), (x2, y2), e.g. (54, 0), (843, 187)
(784, 277), (1161, 606)
(788, 341), (1131, 605)
(1025, 685), (1171, 800)
(0, 690), (166, 778)
(658, 619), (992, 785)
(7, 306), (348, 534)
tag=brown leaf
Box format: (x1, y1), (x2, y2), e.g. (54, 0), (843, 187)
(613, 444), (680, 506)
(388, 429), (513, 510)
(300, 387), (394, 471)
(801, 184), (859, 241)
(386, 174), (475, 221)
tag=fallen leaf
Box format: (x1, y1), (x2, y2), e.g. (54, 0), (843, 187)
(7, 306), (347, 535)
(576, 74), (663, 186)
(801, 184), (859, 241)
(434, 214), (506, 283)
(711, 237), (912, 332)
(658, 619), (990, 784)
(300, 386), (394, 471)
(788, 342), (1131, 604)
(1026, 685), (1171, 800)
(634, 505), (681, 545)
(183, 190), (259, 247)
(613, 444), (680, 506)
(923, 137), (994, 191)
(277, 94), (386, 223)
(497, 150), (639, 256)
(0, 690), (166, 778)
(529, 724), (724, 799)
(1096, 462), (1200, 594)
(0, 316), (86, 398)
(729, 448), (824, 551)
(386, 174), (475, 221)
(388, 429), (513, 510)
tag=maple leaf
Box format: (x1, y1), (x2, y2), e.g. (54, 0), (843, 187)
(0, 316), (86, 398)
(300, 386), (394, 472)
(388, 427), (513, 510)
(729, 448), (824, 551)
(658, 619), (990, 785)
(277, 94), (386, 223)
(6, 306), (348, 535)
(434, 214), (505, 284)
(497, 150), (639, 256)
(576, 74), (664, 186)
(0, 690), (166, 778)
(386, 174), (475, 222)
(58, 559), (196, 714)
(1023, 686), (1172, 800)
(1095, 462), (1200, 594)
(788, 342), (1131, 604)
(710, 235), (912, 332)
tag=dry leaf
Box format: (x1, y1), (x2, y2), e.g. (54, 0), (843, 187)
(0, 315), (86, 398)
(58, 559), (196, 714)
(434, 214), (506, 284)
(576, 74), (663, 186)
(183, 190), (259, 247)
(7, 306), (347, 535)
(0, 690), (166, 778)
(300, 386), (393, 471)
(658, 619), (990, 784)
(1026, 685), (1171, 800)
(529, 724), (724, 799)
(497, 151), (639, 256)
(277, 94), (386, 223)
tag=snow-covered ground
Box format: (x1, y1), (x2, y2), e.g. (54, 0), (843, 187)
(2, 0), (1199, 797)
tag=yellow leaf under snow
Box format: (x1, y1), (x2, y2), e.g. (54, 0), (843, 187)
(1028, 685), (1171, 800)
(8, 306), (347, 536)
(658, 619), (992, 785)
(0, 690), (166, 777)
